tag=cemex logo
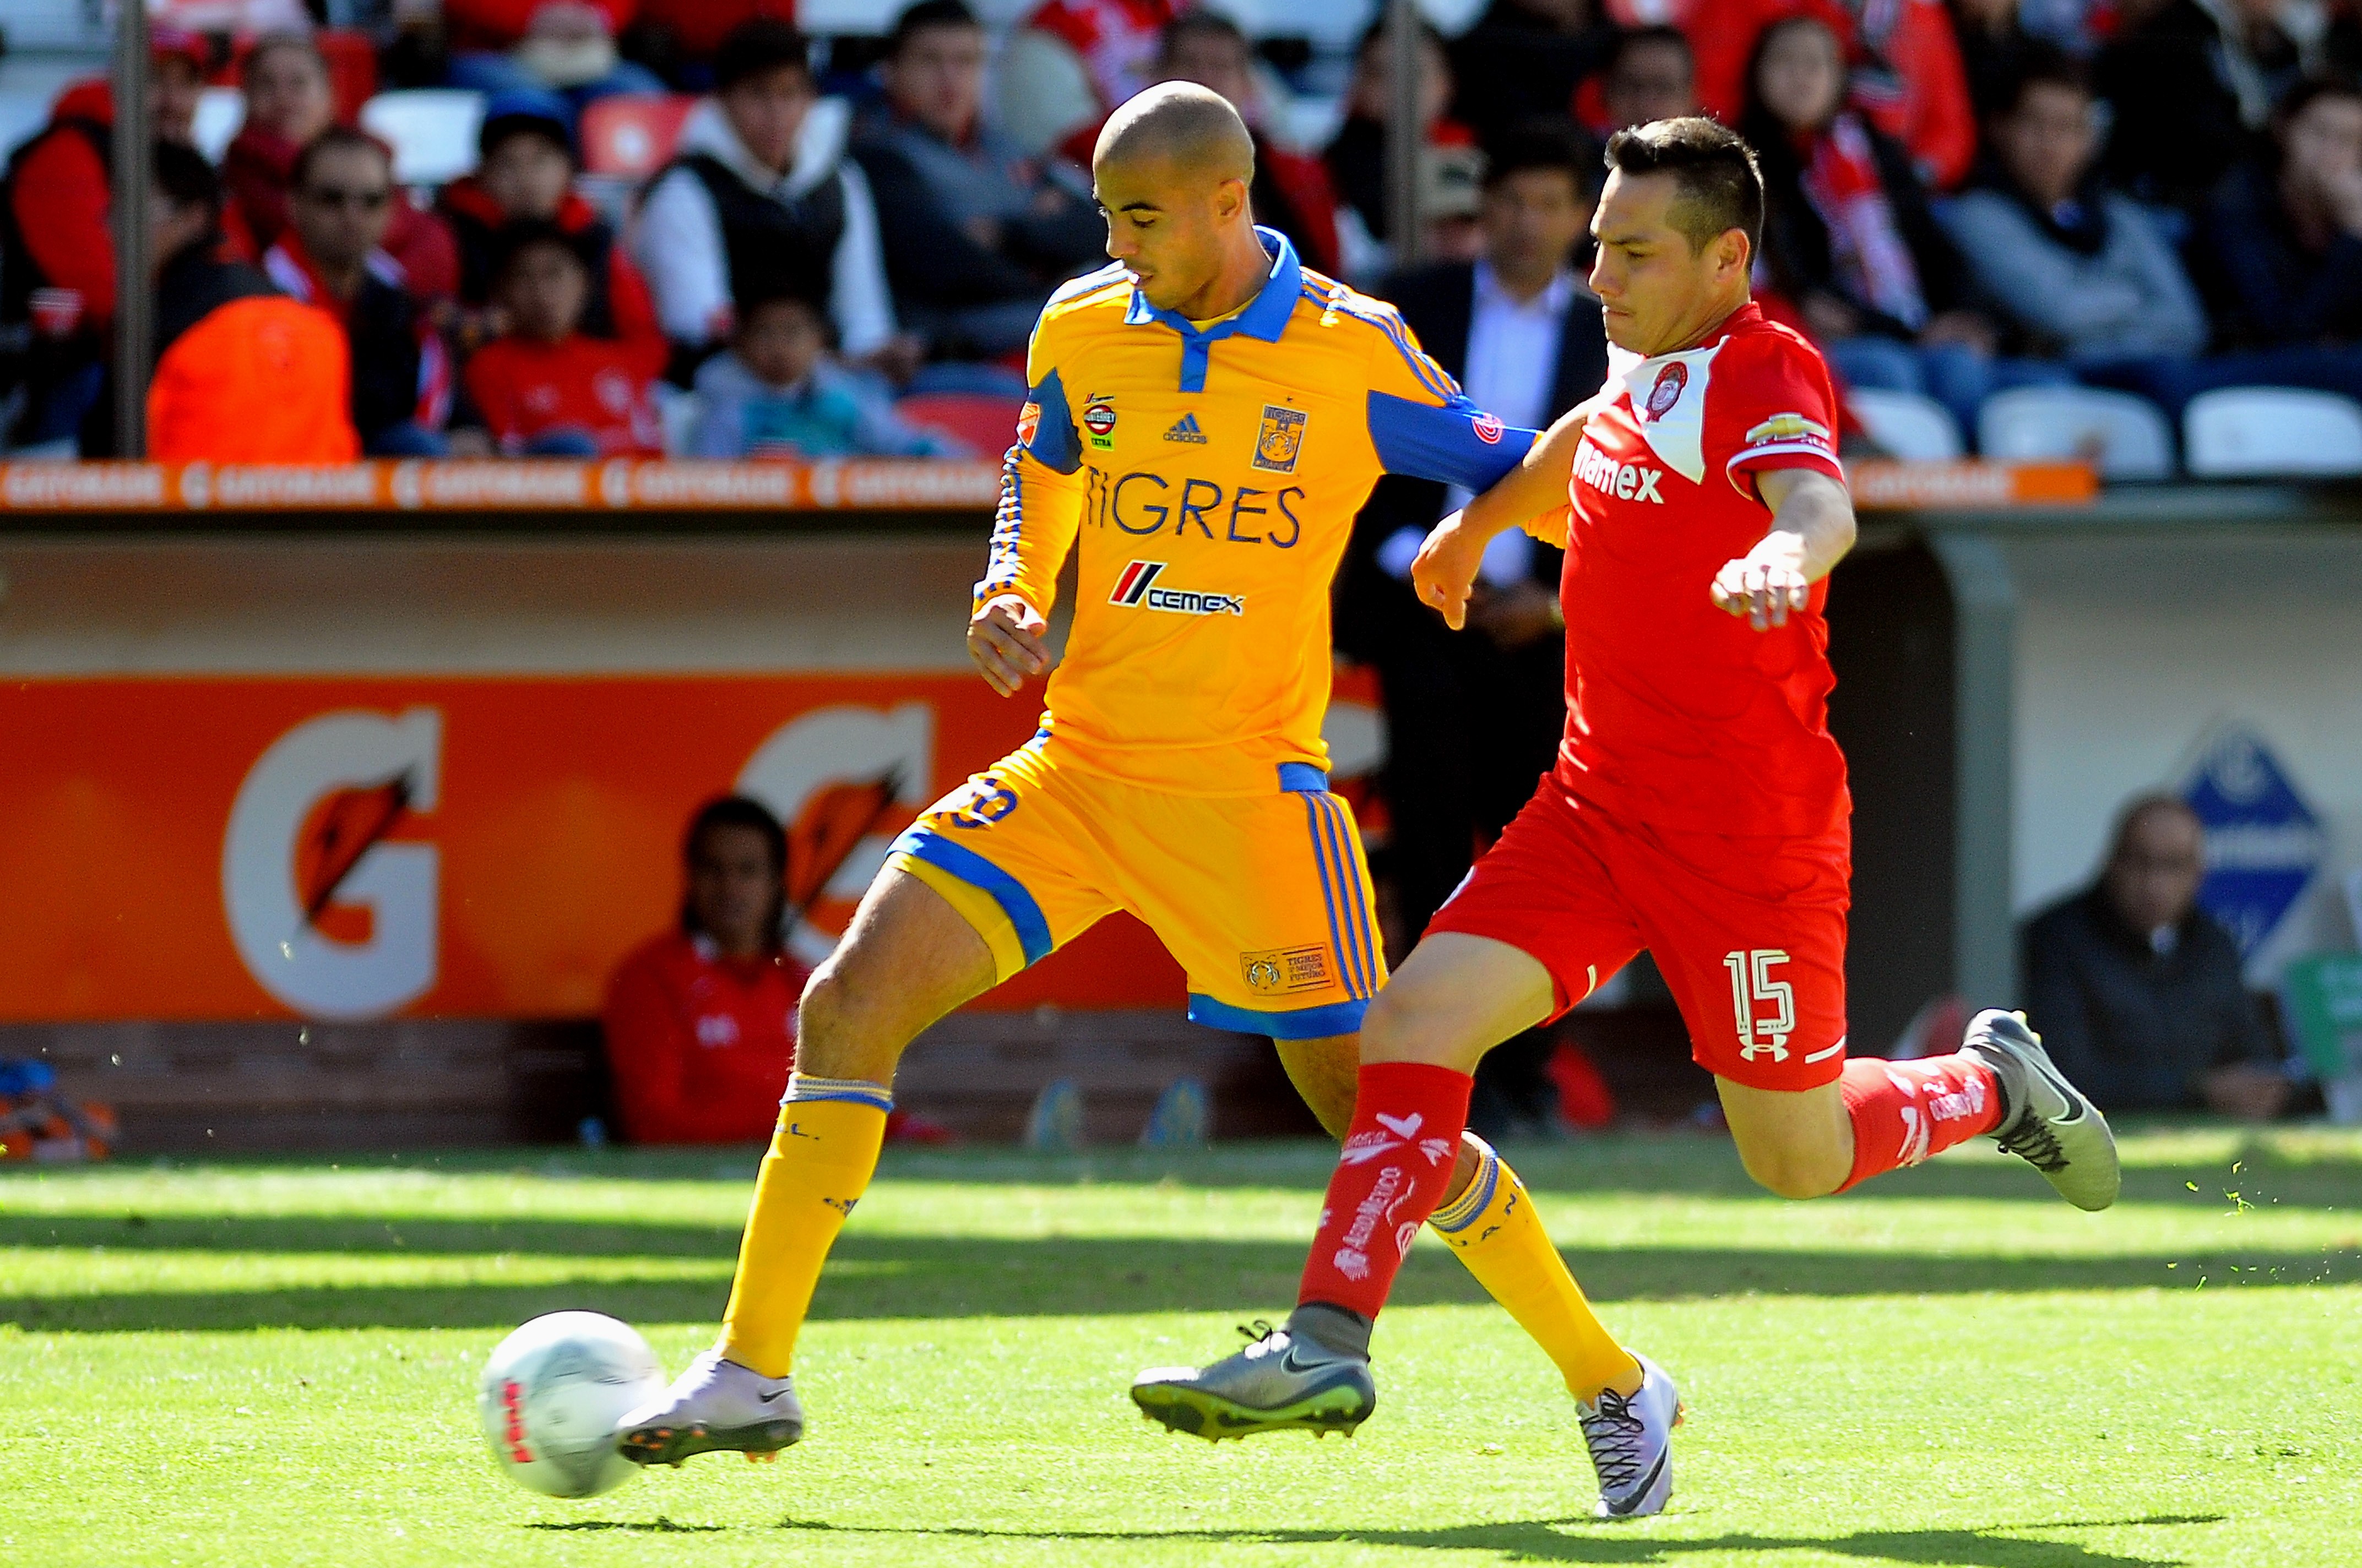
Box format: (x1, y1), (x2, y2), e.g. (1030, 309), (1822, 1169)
(1109, 560), (1244, 616)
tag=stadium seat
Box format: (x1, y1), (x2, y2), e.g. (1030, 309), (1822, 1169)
(359, 89), (487, 188)
(1847, 388), (1962, 461)
(1976, 385), (2175, 481)
(898, 393), (1022, 455)
(191, 86), (245, 163)
(2184, 386), (2362, 477)
(579, 94), (698, 178)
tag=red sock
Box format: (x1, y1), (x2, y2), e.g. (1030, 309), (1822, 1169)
(1838, 1054), (2005, 1191)
(1297, 1062), (1473, 1319)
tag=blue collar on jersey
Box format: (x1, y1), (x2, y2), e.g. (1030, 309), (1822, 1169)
(1122, 225), (1301, 393)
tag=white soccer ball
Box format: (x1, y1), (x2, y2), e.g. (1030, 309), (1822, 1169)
(477, 1311), (666, 1498)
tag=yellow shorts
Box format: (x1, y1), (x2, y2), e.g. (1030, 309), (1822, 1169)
(886, 743), (1386, 1039)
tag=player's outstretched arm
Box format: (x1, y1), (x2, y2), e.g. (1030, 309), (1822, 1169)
(1711, 467), (1858, 631)
(968, 594), (1051, 696)
(1411, 401), (1598, 630)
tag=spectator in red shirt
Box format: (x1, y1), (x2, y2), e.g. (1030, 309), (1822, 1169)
(0, 30), (207, 451)
(438, 88), (667, 378)
(602, 797), (808, 1146)
(221, 33), (459, 303)
(461, 221), (663, 455)
(442, 0), (667, 118)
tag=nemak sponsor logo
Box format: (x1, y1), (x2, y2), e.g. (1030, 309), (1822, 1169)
(1573, 437), (1666, 503)
(1109, 560), (1244, 616)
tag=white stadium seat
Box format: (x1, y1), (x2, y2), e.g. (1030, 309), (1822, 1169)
(2184, 386), (2362, 477)
(1847, 388), (1963, 461)
(1976, 385), (2174, 480)
(360, 89), (487, 188)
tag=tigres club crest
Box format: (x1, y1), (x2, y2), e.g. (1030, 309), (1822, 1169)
(1252, 404), (1307, 473)
(1644, 362), (1687, 421)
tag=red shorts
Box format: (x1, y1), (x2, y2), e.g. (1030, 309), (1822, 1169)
(1426, 778), (1852, 1091)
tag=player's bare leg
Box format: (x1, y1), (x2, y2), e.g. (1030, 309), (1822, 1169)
(1716, 1010), (2120, 1210)
(1139, 937), (1677, 1517)
(615, 867), (995, 1467)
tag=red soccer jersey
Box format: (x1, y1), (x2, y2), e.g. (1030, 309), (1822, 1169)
(1550, 301), (1851, 837)
(601, 932), (807, 1145)
(463, 333), (662, 456)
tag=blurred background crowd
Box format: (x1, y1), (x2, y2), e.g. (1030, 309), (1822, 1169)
(12, 0), (2362, 466)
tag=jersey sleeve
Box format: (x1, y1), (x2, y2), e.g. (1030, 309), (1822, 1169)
(976, 323), (1087, 616)
(1357, 303), (1538, 491)
(1720, 334), (1847, 497)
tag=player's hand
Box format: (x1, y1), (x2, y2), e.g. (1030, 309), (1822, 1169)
(1710, 533), (1812, 630)
(968, 594), (1051, 696)
(1411, 510), (1488, 631)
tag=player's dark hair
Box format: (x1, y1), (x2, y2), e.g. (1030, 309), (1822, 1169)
(2274, 72), (2362, 132)
(681, 794), (790, 949)
(714, 19), (812, 93)
(889, 0), (980, 56)
(1484, 119), (1598, 199)
(1997, 43), (2091, 116)
(1606, 23), (1694, 80)
(1603, 116), (1764, 256)
(291, 124), (392, 193)
(153, 138), (221, 219)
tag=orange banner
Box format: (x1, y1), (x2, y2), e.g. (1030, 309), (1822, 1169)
(0, 675), (1208, 1023)
(1844, 458), (2098, 510)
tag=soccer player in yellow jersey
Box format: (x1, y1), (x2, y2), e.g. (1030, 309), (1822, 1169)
(616, 83), (1658, 1512)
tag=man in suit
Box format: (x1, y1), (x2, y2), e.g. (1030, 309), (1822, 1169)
(1340, 120), (1608, 1139)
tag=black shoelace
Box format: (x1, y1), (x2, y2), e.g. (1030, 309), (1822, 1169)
(1579, 1387), (1650, 1490)
(1997, 1114), (2069, 1172)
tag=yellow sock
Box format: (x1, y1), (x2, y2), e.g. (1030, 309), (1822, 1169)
(716, 1075), (890, 1379)
(1429, 1134), (1641, 1402)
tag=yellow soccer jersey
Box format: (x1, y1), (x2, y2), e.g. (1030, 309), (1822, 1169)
(980, 228), (1538, 796)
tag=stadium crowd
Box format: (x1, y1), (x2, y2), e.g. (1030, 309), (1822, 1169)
(13, 0), (2362, 461)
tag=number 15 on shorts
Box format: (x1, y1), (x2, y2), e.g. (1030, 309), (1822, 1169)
(1724, 949), (1795, 1061)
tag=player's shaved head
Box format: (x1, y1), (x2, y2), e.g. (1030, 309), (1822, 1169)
(1094, 80), (1254, 186)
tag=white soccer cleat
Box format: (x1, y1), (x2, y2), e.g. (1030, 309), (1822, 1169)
(612, 1348), (803, 1468)
(1579, 1353), (1682, 1519)
(1961, 1008), (2120, 1211)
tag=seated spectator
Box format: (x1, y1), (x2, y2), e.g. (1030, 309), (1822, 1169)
(263, 127), (455, 456)
(1592, 24), (1699, 133)
(994, 0), (1181, 164)
(1744, 15), (2065, 435)
(1952, 0), (2045, 118)
(2023, 794), (2291, 1118)
(1939, 51), (2208, 366)
(2202, 74), (2362, 351)
(1154, 10), (1345, 276)
(2095, 0), (2348, 210)
(460, 221), (663, 455)
(601, 797), (810, 1145)
(442, 0), (666, 116)
(223, 32), (459, 303)
(439, 88), (666, 377)
(689, 292), (963, 459)
(144, 140), (359, 462)
(851, 1), (1104, 362)
(0, 29), (207, 452)
(1324, 20), (1478, 274)
(633, 20), (906, 380)
(1447, 0), (1616, 150)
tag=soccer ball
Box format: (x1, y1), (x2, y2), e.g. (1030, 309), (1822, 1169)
(477, 1311), (666, 1498)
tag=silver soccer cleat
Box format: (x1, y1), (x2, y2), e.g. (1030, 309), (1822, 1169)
(613, 1349), (803, 1468)
(1132, 1313), (1377, 1441)
(1961, 1008), (2121, 1211)
(1580, 1353), (1682, 1519)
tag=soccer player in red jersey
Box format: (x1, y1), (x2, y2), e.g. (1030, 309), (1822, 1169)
(1135, 118), (2121, 1516)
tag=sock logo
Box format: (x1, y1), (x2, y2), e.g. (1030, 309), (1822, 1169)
(1108, 560), (1245, 616)
(1343, 1111), (1453, 1166)
(1334, 1164), (1403, 1273)
(1332, 1247), (1371, 1281)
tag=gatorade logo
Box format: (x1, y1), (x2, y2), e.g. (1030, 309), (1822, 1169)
(222, 709), (442, 1020)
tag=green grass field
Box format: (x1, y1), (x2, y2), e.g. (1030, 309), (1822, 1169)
(2, 1127), (2357, 1567)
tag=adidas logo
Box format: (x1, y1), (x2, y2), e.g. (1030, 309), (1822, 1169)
(1163, 412), (1209, 444)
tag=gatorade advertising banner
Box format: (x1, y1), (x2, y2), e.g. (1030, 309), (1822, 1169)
(0, 674), (1385, 1024)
